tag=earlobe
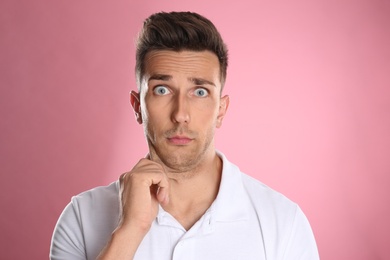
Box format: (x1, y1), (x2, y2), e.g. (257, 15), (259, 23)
(130, 90), (143, 124)
(216, 95), (229, 128)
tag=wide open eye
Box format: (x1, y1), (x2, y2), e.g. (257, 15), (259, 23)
(153, 86), (170, 95)
(194, 88), (209, 97)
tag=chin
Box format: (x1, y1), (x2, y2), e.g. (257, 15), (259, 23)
(161, 149), (203, 171)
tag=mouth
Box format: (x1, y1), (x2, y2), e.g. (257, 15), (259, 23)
(167, 135), (193, 145)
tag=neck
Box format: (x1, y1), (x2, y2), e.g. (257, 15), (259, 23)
(162, 152), (222, 230)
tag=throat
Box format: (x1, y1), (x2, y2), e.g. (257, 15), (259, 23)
(162, 173), (221, 230)
(164, 199), (214, 231)
(161, 152), (223, 230)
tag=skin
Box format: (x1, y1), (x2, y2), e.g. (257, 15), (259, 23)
(97, 50), (229, 260)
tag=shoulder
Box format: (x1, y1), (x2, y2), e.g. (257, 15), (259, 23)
(68, 181), (120, 217)
(218, 151), (298, 212)
(239, 171), (301, 223)
(241, 173), (296, 208)
(219, 151), (300, 222)
(51, 181), (121, 259)
(242, 173), (319, 258)
(217, 152), (319, 259)
(58, 181), (120, 222)
(71, 181), (119, 204)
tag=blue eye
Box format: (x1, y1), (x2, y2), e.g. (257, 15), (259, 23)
(153, 86), (170, 95)
(194, 88), (208, 97)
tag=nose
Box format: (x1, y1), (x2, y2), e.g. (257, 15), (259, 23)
(171, 94), (190, 124)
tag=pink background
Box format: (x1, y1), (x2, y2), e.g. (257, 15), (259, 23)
(1, 0), (389, 259)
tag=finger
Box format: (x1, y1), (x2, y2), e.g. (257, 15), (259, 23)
(119, 173), (127, 185)
(156, 186), (169, 205)
(151, 170), (169, 205)
(118, 173), (127, 197)
(120, 158), (169, 202)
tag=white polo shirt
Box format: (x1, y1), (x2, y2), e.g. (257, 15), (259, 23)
(50, 152), (319, 260)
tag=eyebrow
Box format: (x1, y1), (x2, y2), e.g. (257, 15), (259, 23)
(148, 74), (172, 81)
(189, 77), (216, 87)
(148, 74), (216, 87)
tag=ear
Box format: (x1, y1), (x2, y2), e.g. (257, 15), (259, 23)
(216, 95), (229, 128)
(130, 90), (142, 124)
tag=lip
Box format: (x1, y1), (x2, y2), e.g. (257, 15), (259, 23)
(167, 135), (193, 145)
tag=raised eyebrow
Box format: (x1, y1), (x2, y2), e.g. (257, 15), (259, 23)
(189, 77), (216, 87)
(148, 74), (216, 87)
(148, 74), (172, 82)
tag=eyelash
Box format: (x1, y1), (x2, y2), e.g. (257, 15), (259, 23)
(152, 86), (209, 97)
(153, 86), (170, 95)
(193, 88), (209, 97)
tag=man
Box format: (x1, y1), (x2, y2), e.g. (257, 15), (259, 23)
(50, 11), (319, 260)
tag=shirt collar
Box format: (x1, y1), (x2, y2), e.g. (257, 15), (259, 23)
(156, 151), (249, 226)
(211, 151), (249, 222)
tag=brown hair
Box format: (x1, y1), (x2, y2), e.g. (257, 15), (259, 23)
(135, 11), (228, 88)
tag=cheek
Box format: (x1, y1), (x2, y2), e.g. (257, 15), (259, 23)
(143, 103), (170, 131)
(193, 107), (220, 130)
(193, 97), (219, 113)
(142, 97), (163, 119)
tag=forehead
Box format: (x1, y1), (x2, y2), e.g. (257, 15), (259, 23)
(143, 50), (221, 83)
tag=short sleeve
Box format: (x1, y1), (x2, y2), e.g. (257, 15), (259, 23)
(282, 206), (320, 260)
(50, 198), (86, 260)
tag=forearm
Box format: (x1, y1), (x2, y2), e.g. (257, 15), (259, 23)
(96, 225), (148, 260)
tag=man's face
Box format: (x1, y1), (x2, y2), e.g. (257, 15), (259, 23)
(131, 50), (229, 173)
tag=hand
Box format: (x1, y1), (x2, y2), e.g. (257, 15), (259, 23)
(118, 158), (170, 233)
(97, 158), (169, 260)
